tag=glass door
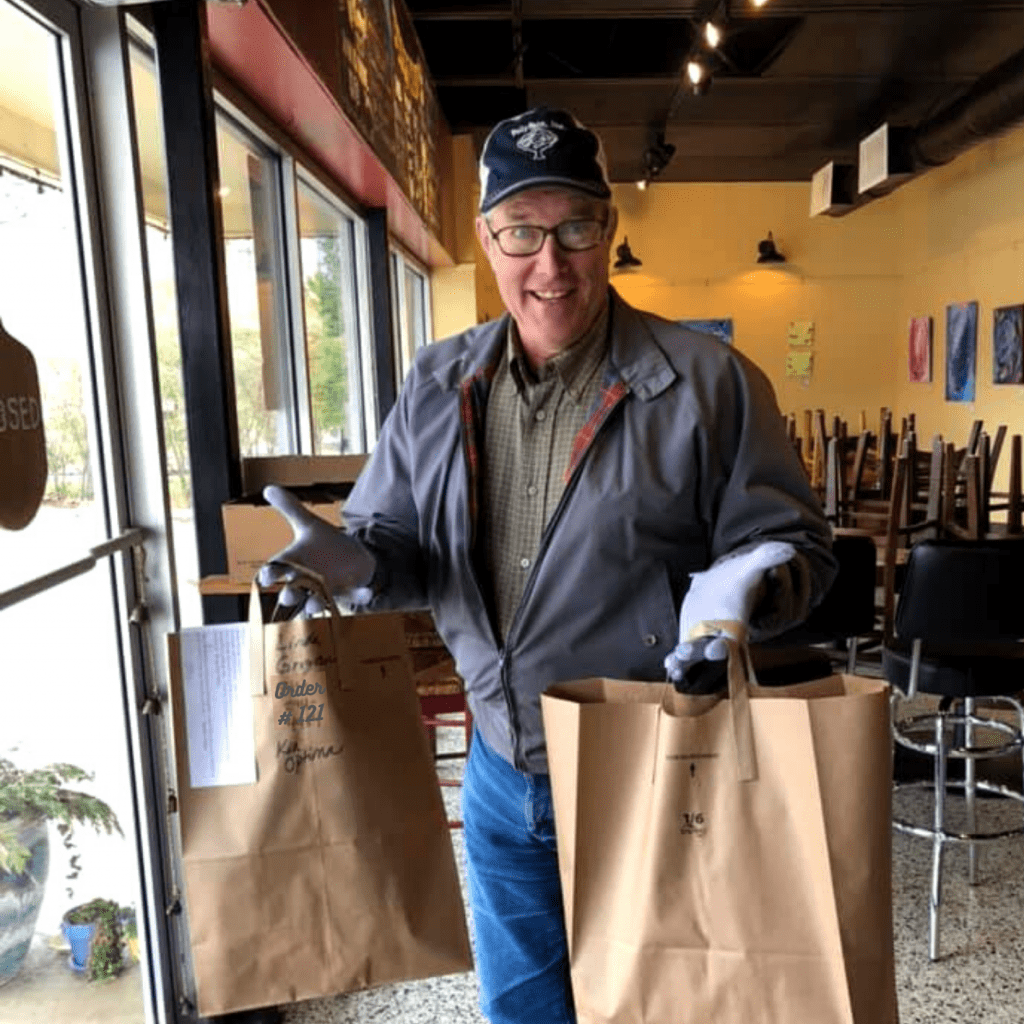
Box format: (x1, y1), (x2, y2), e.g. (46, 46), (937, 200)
(0, 1), (155, 1020)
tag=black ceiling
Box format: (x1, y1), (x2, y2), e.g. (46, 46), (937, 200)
(405, 0), (1024, 183)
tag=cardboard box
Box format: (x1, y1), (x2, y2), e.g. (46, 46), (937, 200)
(221, 487), (345, 582)
(241, 454), (367, 493)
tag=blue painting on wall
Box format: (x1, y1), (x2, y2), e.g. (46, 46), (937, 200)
(945, 302), (978, 402)
(679, 318), (734, 345)
(993, 304), (1024, 384)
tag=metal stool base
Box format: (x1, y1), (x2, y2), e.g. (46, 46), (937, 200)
(892, 694), (1024, 960)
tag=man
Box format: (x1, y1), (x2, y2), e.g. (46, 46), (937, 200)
(261, 107), (836, 1024)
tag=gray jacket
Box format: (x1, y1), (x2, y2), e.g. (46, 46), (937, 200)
(344, 290), (836, 773)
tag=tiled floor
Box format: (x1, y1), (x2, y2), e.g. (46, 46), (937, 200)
(284, 710), (1024, 1024)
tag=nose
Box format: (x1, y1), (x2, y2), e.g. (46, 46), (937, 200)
(532, 231), (569, 273)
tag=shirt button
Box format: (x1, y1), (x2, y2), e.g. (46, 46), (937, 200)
(535, 409), (547, 422)
(526, 484), (537, 497)
(520, 557), (531, 570)
(643, 634), (659, 647)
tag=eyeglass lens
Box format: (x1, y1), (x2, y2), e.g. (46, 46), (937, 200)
(494, 219), (605, 255)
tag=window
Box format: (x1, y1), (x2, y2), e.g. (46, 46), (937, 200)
(391, 248), (432, 384)
(295, 176), (372, 454)
(215, 112), (296, 458)
(211, 105), (381, 458)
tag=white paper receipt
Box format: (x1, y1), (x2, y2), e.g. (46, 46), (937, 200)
(179, 623), (257, 788)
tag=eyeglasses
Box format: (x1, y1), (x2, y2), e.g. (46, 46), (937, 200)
(485, 218), (608, 257)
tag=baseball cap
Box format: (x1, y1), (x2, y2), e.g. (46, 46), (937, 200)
(478, 107), (612, 214)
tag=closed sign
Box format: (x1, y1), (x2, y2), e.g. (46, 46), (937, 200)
(0, 321), (47, 530)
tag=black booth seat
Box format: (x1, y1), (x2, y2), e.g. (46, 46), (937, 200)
(884, 536), (1024, 699)
(883, 642), (1024, 699)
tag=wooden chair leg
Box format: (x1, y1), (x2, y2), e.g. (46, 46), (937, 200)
(1009, 435), (1022, 534)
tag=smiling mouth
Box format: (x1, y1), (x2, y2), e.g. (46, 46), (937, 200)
(531, 289), (573, 301)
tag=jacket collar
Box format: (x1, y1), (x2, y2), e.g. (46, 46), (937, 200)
(432, 287), (678, 400)
(604, 288), (678, 401)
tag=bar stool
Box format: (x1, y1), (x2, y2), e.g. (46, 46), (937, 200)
(882, 538), (1024, 960)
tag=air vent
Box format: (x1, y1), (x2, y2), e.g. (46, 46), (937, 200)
(858, 124), (914, 197)
(810, 162), (857, 217)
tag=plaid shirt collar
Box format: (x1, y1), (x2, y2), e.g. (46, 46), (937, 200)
(506, 302), (610, 404)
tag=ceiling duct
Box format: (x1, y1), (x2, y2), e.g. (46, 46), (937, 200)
(911, 43), (1024, 170)
(809, 162), (857, 218)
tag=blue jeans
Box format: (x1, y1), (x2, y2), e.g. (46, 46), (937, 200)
(462, 728), (576, 1024)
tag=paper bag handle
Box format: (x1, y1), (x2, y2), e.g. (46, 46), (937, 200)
(693, 620), (759, 784)
(247, 570), (347, 697)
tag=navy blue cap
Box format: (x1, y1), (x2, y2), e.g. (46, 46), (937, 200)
(478, 107), (612, 213)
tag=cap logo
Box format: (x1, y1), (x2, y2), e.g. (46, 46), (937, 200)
(511, 120), (560, 160)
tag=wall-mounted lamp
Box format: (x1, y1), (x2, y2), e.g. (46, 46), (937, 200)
(756, 231), (786, 263)
(613, 237), (643, 270)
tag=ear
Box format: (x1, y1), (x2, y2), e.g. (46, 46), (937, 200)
(475, 215), (494, 256)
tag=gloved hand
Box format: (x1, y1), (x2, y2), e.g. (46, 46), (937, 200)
(664, 541), (796, 684)
(257, 484), (376, 613)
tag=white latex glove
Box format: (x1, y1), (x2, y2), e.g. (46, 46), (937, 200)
(257, 484), (376, 612)
(664, 541), (796, 683)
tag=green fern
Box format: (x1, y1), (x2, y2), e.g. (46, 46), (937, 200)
(0, 758), (122, 876)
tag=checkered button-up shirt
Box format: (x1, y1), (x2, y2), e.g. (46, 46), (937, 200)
(483, 306), (610, 641)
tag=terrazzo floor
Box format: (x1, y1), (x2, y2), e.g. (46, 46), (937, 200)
(283, 712), (1024, 1024)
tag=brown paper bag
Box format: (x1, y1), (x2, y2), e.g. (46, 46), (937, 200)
(541, 638), (898, 1024)
(168, 592), (472, 1016)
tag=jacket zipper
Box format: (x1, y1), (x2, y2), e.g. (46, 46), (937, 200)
(503, 381), (631, 769)
(458, 373), (523, 752)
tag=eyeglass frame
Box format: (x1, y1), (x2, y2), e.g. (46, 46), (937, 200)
(483, 216), (611, 257)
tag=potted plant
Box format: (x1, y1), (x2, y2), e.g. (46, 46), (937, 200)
(61, 897), (125, 980)
(0, 757), (121, 986)
(119, 903), (139, 963)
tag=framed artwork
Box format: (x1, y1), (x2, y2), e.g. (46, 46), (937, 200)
(945, 301), (978, 402)
(993, 304), (1024, 384)
(679, 318), (733, 345)
(908, 316), (932, 382)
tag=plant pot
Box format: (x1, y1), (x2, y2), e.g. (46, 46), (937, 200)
(61, 898), (125, 981)
(62, 921), (95, 972)
(0, 818), (49, 987)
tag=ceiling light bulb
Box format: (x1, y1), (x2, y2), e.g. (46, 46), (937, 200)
(703, 21), (723, 48)
(687, 59), (705, 85)
(751, 0), (770, 7)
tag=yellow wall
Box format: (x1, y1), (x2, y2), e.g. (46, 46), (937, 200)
(610, 180), (901, 427)
(889, 127), (1024, 468)
(430, 123), (1024, 469)
(430, 134), (481, 339)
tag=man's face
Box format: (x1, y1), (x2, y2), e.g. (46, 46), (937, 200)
(476, 188), (617, 364)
